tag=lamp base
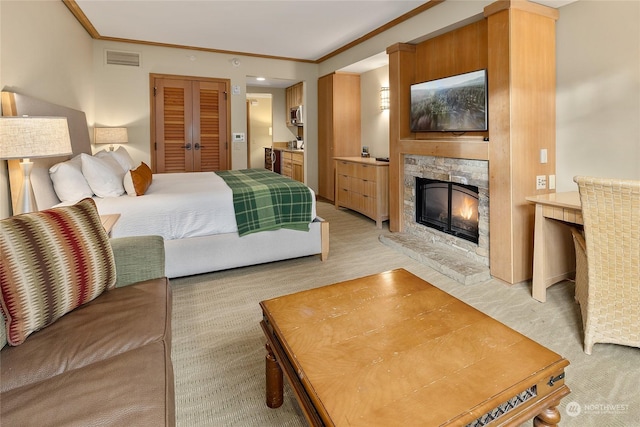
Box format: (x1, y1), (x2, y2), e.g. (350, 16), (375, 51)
(15, 158), (37, 214)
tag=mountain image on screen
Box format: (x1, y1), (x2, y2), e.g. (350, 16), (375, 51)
(410, 70), (487, 132)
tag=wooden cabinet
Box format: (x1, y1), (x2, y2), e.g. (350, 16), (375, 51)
(334, 157), (389, 228)
(285, 82), (303, 126)
(282, 150), (304, 183)
(318, 72), (362, 201)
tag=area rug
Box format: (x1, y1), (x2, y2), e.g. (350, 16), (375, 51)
(171, 201), (639, 426)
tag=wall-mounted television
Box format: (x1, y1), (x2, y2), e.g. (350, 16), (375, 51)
(410, 69), (488, 133)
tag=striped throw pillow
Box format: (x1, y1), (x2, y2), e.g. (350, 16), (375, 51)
(0, 198), (116, 346)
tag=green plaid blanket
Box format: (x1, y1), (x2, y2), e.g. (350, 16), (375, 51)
(216, 169), (313, 237)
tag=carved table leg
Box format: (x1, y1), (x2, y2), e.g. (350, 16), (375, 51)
(265, 342), (283, 408)
(533, 406), (561, 427)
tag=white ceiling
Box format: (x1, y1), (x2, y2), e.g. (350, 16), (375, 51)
(76, 0), (426, 61)
(74, 0), (578, 87)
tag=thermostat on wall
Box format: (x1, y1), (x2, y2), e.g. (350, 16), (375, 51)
(232, 133), (245, 142)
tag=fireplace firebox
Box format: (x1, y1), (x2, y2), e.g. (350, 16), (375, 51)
(415, 177), (479, 244)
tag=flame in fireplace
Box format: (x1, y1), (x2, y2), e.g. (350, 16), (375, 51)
(459, 196), (476, 220)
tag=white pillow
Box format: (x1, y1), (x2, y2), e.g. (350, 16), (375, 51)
(49, 155), (94, 202)
(110, 146), (136, 171)
(95, 150), (127, 175)
(81, 153), (125, 197)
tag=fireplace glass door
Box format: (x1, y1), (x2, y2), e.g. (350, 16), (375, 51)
(416, 177), (479, 243)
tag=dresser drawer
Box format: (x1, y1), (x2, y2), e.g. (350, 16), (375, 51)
(336, 160), (357, 177)
(337, 174), (350, 192)
(356, 164), (377, 181)
(336, 187), (351, 205)
(362, 180), (376, 197)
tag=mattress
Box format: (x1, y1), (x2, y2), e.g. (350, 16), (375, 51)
(92, 172), (317, 240)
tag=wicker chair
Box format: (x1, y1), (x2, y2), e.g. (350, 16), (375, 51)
(572, 176), (640, 354)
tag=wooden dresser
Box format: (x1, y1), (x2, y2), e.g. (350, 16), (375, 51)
(334, 157), (389, 228)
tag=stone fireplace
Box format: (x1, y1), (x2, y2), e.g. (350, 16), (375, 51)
(380, 154), (490, 285)
(405, 154), (489, 266)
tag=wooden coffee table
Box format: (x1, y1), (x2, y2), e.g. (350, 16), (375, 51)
(260, 269), (570, 426)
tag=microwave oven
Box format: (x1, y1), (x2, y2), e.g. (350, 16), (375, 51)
(290, 105), (303, 126)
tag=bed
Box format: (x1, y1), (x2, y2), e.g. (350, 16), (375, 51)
(1, 91), (329, 278)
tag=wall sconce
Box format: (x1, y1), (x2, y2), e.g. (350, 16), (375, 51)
(380, 87), (390, 110)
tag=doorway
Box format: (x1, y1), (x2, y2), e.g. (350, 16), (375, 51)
(246, 93), (273, 169)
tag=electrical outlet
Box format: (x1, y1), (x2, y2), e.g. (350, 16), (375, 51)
(536, 175), (547, 190)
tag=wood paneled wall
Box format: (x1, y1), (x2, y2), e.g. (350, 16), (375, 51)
(387, 0), (558, 285)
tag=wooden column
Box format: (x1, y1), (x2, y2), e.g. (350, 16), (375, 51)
(485, 0), (558, 284)
(386, 43), (415, 232)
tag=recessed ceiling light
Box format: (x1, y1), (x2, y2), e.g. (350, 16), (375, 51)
(256, 77), (266, 81)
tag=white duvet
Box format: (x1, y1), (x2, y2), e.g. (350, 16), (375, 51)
(92, 172), (316, 240)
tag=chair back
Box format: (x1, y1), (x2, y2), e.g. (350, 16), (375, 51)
(574, 175), (640, 313)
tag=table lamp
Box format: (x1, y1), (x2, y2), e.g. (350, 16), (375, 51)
(0, 116), (73, 214)
(94, 127), (128, 151)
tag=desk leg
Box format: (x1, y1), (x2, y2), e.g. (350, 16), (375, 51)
(532, 204), (548, 302)
(532, 205), (577, 302)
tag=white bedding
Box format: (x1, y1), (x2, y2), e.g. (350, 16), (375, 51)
(91, 171), (317, 240)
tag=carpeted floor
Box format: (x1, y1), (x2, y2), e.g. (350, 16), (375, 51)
(170, 200), (639, 426)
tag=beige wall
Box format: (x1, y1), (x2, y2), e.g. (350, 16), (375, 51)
(360, 65), (390, 158)
(555, 0), (640, 191)
(2, 0), (639, 217)
(91, 40), (319, 189)
(0, 0), (94, 218)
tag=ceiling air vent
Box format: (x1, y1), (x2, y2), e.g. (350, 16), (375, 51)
(105, 50), (141, 67)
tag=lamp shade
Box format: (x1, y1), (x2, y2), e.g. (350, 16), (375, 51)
(0, 116), (73, 159)
(94, 127), (128, 145)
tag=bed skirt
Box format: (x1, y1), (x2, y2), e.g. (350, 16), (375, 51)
(165, 217), (328, 278)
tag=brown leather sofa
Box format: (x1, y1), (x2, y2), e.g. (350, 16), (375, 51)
(0, 204), (175, 426)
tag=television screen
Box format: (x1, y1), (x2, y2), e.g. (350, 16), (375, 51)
(410, 69), (487, 132)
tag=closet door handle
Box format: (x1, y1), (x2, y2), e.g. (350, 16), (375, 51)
(194, 143), (204, 150)
(183, 143), (192, 150)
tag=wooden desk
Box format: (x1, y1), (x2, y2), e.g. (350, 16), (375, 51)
(526, 192), (582, 302)
(260, 269), (570, 426)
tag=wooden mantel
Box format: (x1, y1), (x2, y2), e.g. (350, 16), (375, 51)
(387, 0), (558, 285)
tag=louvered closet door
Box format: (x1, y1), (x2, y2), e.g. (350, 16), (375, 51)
(154, 76), (229, 173)
(155, 78), (194, 172)
(193, 81), (228, 171)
